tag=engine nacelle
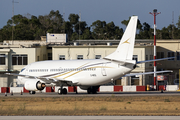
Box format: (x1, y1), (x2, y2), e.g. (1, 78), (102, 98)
(25, 80), (45, 91)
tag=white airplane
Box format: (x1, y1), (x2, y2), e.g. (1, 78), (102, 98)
(6, 16), (173, 94)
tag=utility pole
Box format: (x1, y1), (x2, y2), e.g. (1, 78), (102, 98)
(149, 9), (161, 90)
(63, 7), (65, 33)
(172, 11), (174, 39)
(12, 0), (18, 45)
(79, 11), (81, 41)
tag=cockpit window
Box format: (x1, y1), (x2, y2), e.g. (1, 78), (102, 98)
(21, 68), (25, 72)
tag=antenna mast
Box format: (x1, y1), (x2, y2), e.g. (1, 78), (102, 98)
(12, 0), (18, 44)
(79, 11), (81, 41)
(172, 11), (174, 39)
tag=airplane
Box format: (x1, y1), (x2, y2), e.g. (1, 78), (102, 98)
(6, 16), (173, 94)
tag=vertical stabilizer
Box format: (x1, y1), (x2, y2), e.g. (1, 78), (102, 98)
(104, 16), (138, 61)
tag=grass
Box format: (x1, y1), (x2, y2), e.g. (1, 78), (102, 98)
(127, 102), (131, 104)
(0, 96), (180, 115)
(164, 99), (170, 102)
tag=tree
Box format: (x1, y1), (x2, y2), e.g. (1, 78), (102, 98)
(74, 21), (87, 35)
(91, 20), (106, 39)
(81, 28), (92, 39)
(39, 10), (63, 34)
(2, 12), (180, 41)
(176, 15), (180, 29)
(137, 22), (151, 39)
(114, 26), (123, 39)
(64, 21), (73, 41)
(105, 21), (116, 39)
(68, 14), (79, 25)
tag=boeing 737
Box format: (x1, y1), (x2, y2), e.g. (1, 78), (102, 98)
(6, 16), (173, 94)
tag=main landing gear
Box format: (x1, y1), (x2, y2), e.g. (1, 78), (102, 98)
(87, 86), (99, 94)
(58, 87), (67, 95)
(29, 91), (36, 94)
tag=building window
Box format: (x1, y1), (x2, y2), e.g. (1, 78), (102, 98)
(133, 55), (138, 62)
(12, 55), (28, 65)
(145, 55), (148, 60)
(77, 55), (83, 60)
(177, 52), (180, 60)
(0, 54), (5, 65)
(168, 52), (175, 60)
(59, 55), (65, 60)
(37, 56), (40, 61)
(150, 55), (153, 60)
(157, 52), (164, 59)
(48, 53), (52, 60)
(95, 55), (101, 59)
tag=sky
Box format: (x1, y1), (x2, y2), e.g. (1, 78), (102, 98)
(0, 0), (180, 30)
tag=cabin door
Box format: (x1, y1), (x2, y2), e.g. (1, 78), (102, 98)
(101, 63), (107, 76)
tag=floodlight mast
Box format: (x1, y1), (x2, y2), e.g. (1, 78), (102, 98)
(149, 9), (161, 90)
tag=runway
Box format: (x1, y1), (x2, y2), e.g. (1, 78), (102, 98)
(0, 91), (180, 97)
(1, 116), (180, 120)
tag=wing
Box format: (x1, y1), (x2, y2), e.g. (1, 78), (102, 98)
(5, 73), (78, 84)
(124, 70), (172, 77)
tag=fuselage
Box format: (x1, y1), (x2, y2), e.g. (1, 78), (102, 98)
(18, 59), (135, 86)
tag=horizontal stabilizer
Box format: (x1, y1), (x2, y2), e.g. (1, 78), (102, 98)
(137, 57), (175, 64)
(123, 70), (172, 77)
(103, 58), (136, 65)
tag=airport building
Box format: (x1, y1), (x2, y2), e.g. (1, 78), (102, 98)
(0, 35), (179, 87)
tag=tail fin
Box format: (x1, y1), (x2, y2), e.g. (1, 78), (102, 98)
(104, 16), (138, 61)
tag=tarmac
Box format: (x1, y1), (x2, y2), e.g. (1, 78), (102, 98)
(0, 91), (180, 97)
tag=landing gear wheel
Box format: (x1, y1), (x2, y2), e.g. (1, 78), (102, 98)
(29, 91), (36, 94)
(87, 88), (91, 94)
(58, 88), (62, 94)
(92, 89), (97, 94)
(62, 88), (67, 94)
(87, 86), (98, 94)
(58, 88), (67, 95)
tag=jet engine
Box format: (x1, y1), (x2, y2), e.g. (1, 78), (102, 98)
(25, 80), (46, 91)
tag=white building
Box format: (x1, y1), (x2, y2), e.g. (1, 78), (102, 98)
(0, 39), (178, 87)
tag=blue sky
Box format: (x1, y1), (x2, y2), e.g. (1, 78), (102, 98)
(0, 0), (180, 29)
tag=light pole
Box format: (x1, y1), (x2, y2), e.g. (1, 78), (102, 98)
(149, 9), (161, 90)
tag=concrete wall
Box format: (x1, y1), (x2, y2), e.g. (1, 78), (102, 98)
(0, 49), (11, 71)
(0, 85), (178, 93)
(36, 46), (47, 61)
(52, 46), (117, 60)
